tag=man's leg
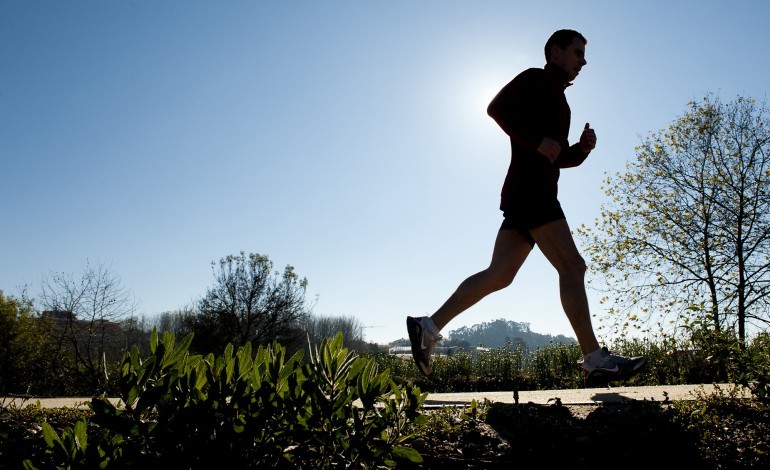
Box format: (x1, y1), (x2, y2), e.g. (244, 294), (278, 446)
(430, 228), (533, 331)
(530, 219), (647, 386)
(407, 228), (533, 376)
(529, 219), (600, 355)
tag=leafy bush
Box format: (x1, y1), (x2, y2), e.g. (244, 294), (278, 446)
(733, 332), (770, 405)
(0, 292), (54, 395)
(24, 330), (427, 469)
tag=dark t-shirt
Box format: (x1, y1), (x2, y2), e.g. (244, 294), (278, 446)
(487, 63), (589, 213)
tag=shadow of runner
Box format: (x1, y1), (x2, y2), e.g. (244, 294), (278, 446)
(480, 400), (707, 469)
(589, 390), (672, 404)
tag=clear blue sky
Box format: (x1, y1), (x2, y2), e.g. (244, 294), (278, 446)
(2, 1), (768, 345)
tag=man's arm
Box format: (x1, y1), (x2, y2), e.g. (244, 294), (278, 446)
(487, 70), (545, 151)
(558, 123), (596, 168)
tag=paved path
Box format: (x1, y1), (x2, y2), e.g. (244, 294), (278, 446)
(2, 383), (748, 410)
(422, 383), (748, 407)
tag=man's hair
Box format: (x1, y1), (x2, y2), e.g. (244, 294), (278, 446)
(544, 29), (587, 61)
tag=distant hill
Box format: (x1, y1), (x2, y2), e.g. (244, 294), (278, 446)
(446, 318), (575, 350)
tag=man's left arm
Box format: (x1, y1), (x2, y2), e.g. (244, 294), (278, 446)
(558, 122), (596, 168)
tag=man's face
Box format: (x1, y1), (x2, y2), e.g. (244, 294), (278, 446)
(550, 37), (587, 82)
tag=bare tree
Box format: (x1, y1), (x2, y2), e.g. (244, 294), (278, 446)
(39, 260), (137, 391)
(578, 94), (770, 343)
(302, 313), (366, 351)
(153, 307), (191, 337)
(119, 314), (151, 355)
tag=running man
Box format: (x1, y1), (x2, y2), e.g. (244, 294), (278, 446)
(407, 29), (646, 387)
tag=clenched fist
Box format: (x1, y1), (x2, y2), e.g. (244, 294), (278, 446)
(579, 122), (596, 152)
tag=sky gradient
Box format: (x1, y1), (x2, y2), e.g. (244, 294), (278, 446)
(2, 0), (769, 344)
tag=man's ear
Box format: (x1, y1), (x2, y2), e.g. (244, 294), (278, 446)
(548, 43), (562, 63)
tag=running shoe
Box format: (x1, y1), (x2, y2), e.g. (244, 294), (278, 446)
(579, 347), (647, 387)
(406, 316), (442, 377)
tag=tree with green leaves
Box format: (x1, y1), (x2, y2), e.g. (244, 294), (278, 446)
(577, 94), (770, 343)
(185, 252), (310, 354)
(0, 290), (52, 394)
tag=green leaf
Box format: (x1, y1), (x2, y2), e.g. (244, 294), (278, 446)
(128, 345), (140, 369)
(61, 429), (76, 460)
(391, 445), (423, 463)
(73, 420), (87, 452)
(161, 330), (176, 350)
(41, 421), (60, 448)
(137, 356), (157, 389)
(226, 353), (236, 383)
(126, 384), (139, 407)
(278, 349), (303, 384)
(232, 419), (245, 434)
(194, 364), (208, 390)
(162, 332), (193, 369)
(21, 459), (39, 470)
(237, 343), (253, 378)
(347, 356), (366, 379)
(149, 327), (158, 354)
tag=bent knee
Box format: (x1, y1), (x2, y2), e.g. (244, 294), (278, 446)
(484, 270), (515, 291)
(490, 276), (514, 291)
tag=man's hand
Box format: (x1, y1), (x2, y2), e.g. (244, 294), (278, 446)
(579, 122), (596, 152)
(537, 137), (561, 164)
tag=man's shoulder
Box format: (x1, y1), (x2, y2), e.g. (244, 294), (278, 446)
(516, 67), (545, 78)
(511, 67), (546, 85)
(492, 67), (546, 103)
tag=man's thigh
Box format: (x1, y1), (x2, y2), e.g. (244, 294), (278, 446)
(489, 228), (533, 275)
(529, 219), (583, 271)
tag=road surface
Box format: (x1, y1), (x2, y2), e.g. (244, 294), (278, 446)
(1, 383), (749, 410)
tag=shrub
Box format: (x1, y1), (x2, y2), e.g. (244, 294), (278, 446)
(24, 330), (426, 469)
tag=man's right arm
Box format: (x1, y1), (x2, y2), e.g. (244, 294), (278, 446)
(487, 70), (545, 152)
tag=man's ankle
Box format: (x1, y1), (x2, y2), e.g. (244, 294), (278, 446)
(582, 347), (604, 371)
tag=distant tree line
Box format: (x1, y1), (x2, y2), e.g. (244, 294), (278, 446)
(0, 253), (375, 397)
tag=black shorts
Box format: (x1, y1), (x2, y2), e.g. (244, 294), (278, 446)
(499, 199), (566, 247)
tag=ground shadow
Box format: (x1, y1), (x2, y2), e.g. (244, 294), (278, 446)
(479, 399), (708, 469)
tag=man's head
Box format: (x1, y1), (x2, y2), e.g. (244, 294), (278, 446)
(544, 29), (587, 82)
